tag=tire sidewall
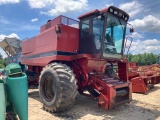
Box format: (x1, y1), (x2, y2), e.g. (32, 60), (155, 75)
(39, 68), (61, 108)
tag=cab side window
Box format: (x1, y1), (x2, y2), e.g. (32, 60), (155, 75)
(81, 19), (90, 36)
(92, 17), (104, 50)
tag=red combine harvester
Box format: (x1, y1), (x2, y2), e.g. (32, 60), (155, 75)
(0, 6), (134, 112)
(128, 62), (160, 93)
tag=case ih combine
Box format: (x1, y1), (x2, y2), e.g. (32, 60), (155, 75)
(0, 6), (134, 112)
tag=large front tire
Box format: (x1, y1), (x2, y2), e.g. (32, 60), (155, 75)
(39, 63), (77, 112)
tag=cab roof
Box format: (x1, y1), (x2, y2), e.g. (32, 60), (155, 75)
(78, 6), (129, 21)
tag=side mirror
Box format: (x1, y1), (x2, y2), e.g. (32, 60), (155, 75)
(130, 27), (134, 33)
(127, 23), (134, 33)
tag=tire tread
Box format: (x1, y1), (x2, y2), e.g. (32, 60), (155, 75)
(39, 62), (77, 113)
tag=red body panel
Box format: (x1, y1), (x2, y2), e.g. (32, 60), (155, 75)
(22, 37), (36, 54)
(21, 25), (79, 66)
(57, 25), (79, 52)
(22, 25), (79, 55)
(22, 27), (58, 55)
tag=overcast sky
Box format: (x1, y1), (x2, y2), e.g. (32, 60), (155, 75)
(0, 0), (160, 57)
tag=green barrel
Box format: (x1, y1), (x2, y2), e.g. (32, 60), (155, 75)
(6, 74), (28, 120)
(0, 80), (6, 120)
(5, 63), (28, 120)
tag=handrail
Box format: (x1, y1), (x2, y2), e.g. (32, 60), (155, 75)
(123, 36), (133, 57)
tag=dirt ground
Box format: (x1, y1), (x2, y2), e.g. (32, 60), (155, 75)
(28, 84), (160, 120)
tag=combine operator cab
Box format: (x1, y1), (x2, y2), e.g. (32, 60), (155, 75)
(79, 6), (132, 59)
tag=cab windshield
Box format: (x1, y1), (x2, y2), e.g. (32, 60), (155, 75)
(103, 14), (127, 59)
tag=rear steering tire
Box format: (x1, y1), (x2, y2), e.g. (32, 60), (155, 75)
(39, 63), (78, 112)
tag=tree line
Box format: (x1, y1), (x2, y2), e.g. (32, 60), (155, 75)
(0, 54), (8, 69)
(128, 53), (159, 66)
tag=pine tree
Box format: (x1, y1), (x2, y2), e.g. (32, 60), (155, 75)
(128, 53), (159, 65)
(0, 54), (2, 59)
